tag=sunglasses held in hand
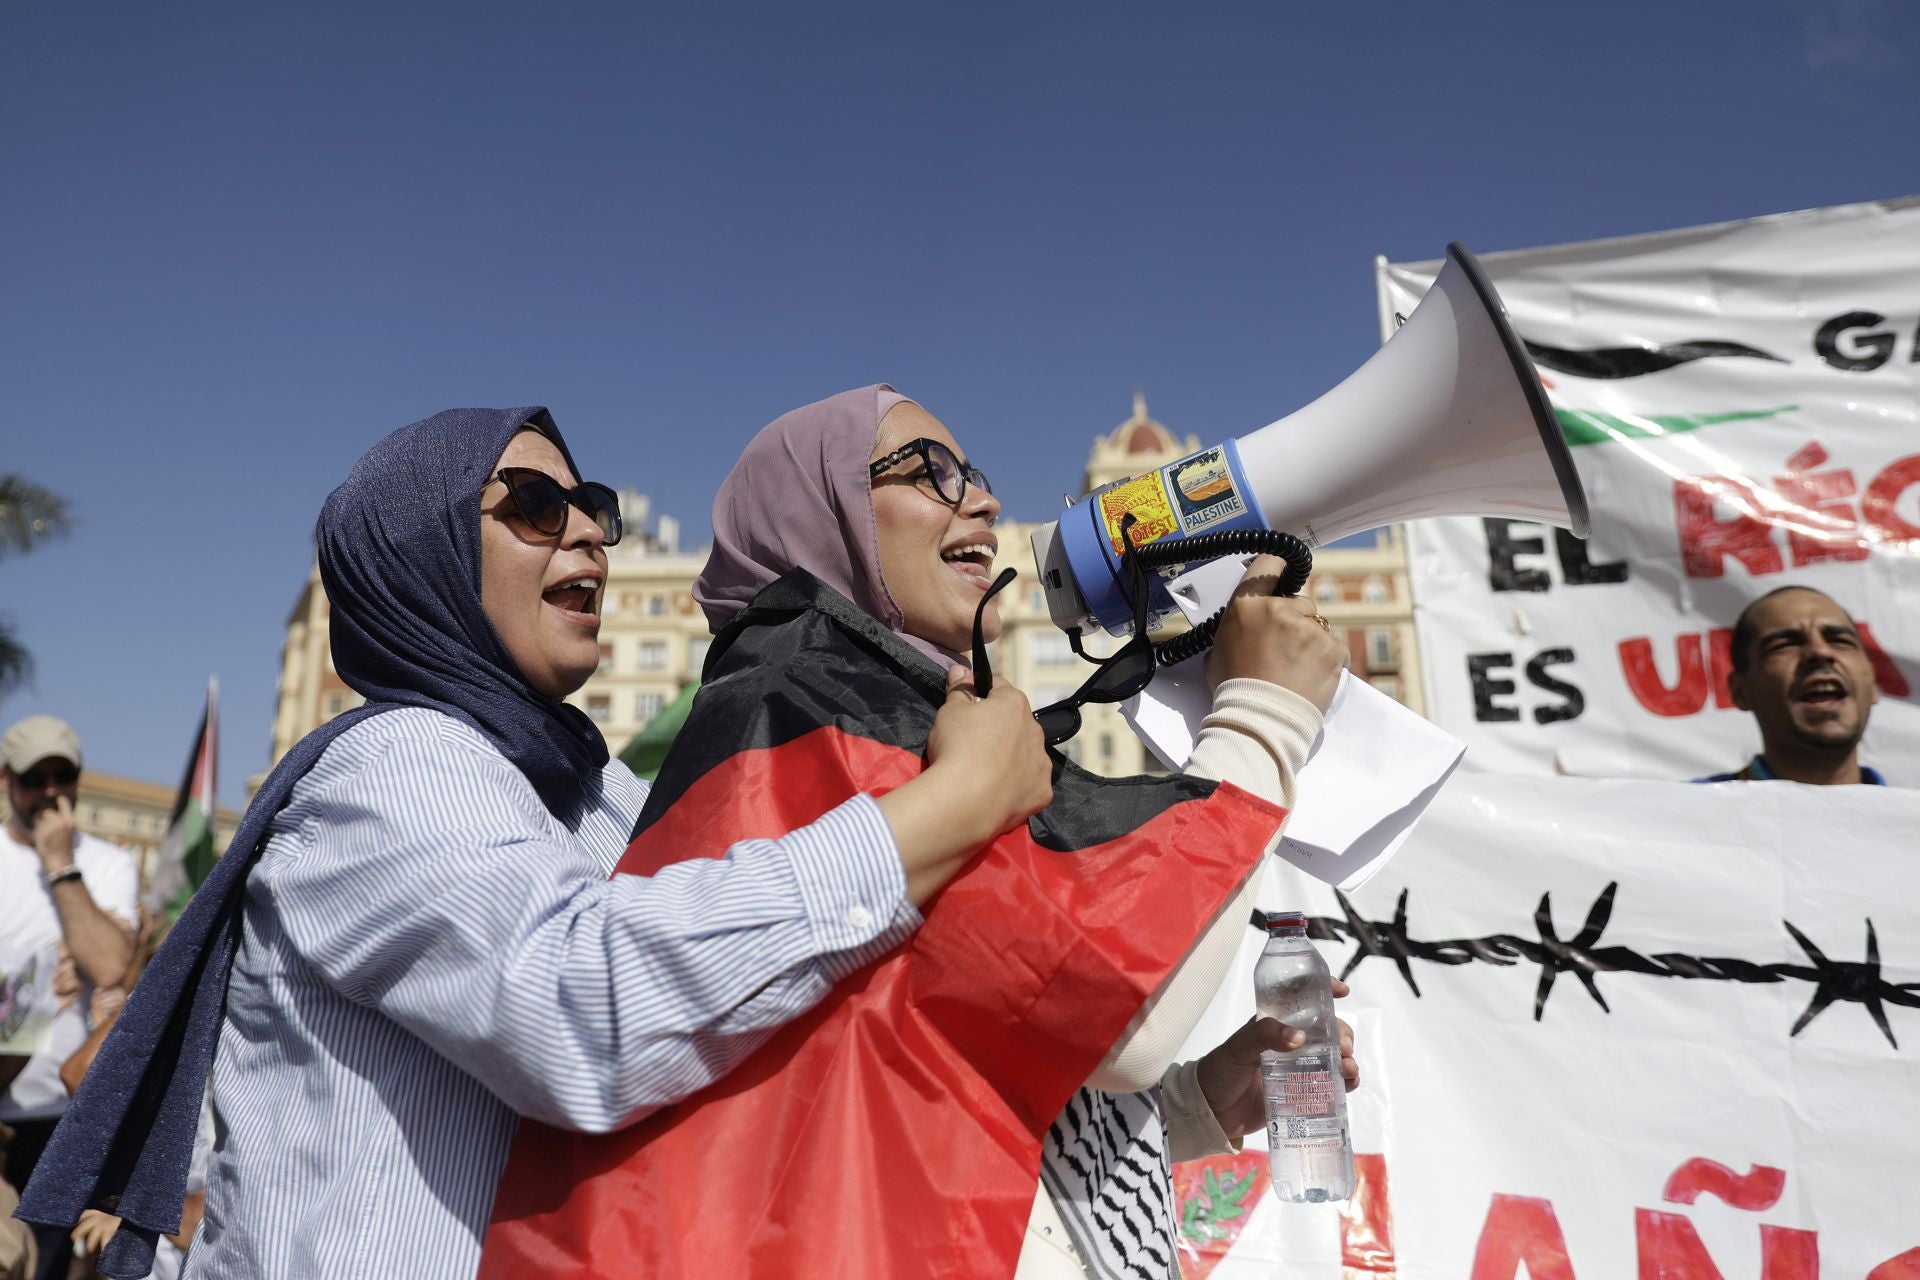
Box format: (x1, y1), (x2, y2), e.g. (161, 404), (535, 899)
(969, 515), (1157, 747)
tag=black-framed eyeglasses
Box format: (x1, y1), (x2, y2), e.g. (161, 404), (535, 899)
(15, 765), (80, 789)
(1030, 516), (1156, 747)
(868, 438), (992, 507)
(491, 468), (624, 546)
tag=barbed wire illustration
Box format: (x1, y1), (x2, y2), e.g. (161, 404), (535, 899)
(1252, 884), (1920, 1048)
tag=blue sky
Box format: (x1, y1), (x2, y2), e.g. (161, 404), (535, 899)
(3, 0), (1915, 806)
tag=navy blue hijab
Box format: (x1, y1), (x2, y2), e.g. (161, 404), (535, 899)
(18, 407), (610, 1276)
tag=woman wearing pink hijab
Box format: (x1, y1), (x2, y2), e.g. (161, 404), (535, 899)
(486, 386), (1353, 1279)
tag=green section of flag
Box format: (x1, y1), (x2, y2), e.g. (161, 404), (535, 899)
(617, 681), (700, 782)
(1555, 405), (1798, 447)
(164, 800), (214, 921)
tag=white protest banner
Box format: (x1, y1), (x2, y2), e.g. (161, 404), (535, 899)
(1168, 775), (1920, 1278)
(1378, 197), (1920, 780)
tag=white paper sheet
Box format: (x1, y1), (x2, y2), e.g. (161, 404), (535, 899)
(1120, 556), (1465, 891)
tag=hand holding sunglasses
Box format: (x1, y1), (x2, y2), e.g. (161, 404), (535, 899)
(968, 516), (1157, 748)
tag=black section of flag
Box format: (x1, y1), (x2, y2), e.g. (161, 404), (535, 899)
(635, 569), (1217, 854)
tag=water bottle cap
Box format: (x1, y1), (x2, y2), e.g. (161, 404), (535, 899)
(1264, 910), (1308, 933)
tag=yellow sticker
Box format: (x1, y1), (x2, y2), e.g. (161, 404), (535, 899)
(1097, 471), (1180, 557)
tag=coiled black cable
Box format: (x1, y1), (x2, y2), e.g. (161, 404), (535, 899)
(1132, 529), (1314, 667)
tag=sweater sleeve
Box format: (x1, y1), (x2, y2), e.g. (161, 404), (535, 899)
(1083, 679), (1321, 1093)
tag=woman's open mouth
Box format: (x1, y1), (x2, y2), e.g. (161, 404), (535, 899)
(542, 575), (602, 621)
(940, 537), (996, 590)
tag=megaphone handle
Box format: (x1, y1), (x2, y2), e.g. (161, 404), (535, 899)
(1133, 529), (1314, 667)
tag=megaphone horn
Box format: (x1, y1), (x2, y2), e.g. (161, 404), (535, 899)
(1031, 241), (1591, 640)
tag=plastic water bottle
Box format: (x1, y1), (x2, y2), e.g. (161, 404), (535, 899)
(1254, 909), (1354, 1203)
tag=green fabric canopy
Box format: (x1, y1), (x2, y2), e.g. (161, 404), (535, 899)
(617, 680), (699, 781)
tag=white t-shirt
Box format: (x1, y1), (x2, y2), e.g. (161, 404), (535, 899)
(0, 825), (139, 1120)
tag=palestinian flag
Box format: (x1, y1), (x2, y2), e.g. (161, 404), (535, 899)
(482, 572), (1285, 1279)
(156, 678), (218, 918)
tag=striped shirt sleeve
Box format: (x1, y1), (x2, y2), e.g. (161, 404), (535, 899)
(266, 714), (916, 1134)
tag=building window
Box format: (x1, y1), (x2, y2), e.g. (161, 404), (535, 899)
(1314, 578), (1340, 606)
(635, 692), (664, 724)
(587, 694), (612, 722)
(1367, 628), (1397, 668)
(598, 642), (615, 671)
(1099, 734), (1116, 760)
(1372, 675), (1403, 702)
(688, 638), (711, 672)
(1030, 633), (1078, 667)
(1361, 576), (1390, 604)
(636, 641), (668, 671)
(647, 594), (669, 617)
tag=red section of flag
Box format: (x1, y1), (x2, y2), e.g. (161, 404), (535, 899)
(194, 680), (218, 814)
(484, 726), (1283, 1279)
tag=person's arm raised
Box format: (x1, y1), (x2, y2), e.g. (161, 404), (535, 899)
(877, 668), (1054, 907)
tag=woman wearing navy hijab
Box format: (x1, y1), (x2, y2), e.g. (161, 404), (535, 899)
(20, 407), (1052, 1278)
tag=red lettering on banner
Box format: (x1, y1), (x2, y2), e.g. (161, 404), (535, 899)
(1341, 1153), (1395, 1279)
(1620, 635), (1711, 716)
(1760, 1226), (1820, 1280)
(1869, 1248), (1920, 1278)
(1470, 1195), (1577, 1280)
(1677, 446), (1920, 579)
(1622, 622), (1906, 717)
(1662, 1159), (1786, 1210)
(1676, 476), (1784, 579)
(1862, 455), (1920, 543)
(1637, 1209), (1728, 1279)
(1774, 442), (1870, 568)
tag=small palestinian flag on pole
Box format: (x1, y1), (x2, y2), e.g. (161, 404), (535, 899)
(156, 678), (219, 919)
(483, 572), (1286, 1279)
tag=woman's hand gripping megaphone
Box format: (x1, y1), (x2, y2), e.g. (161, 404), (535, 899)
(1203, 554), (1349, 714)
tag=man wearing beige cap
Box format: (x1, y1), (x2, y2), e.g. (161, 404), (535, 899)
(1, 715), (136, 1280)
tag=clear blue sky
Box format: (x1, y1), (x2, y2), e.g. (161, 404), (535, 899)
(3, 0), (1915, 807)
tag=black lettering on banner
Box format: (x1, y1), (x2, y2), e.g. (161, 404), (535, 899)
(1525, 648), (1585, 724)
(1484, 519), (1550, 593)
(1815, 310), (1895, 372)
(1468, 652), (1521, 722)
(1553, 529), (1628, 585)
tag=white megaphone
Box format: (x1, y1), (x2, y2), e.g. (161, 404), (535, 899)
(1030, 242), (1591, 639)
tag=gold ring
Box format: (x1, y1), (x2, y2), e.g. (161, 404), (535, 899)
(1310, 613), (1332, 633)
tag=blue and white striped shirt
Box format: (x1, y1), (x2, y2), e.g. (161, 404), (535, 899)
(186, 707), (915, 1279)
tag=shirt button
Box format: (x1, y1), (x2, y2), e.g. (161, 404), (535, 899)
(847, 904), (873, 931)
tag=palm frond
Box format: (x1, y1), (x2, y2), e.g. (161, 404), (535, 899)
(0, 474), (73, 560)
(0, 619), (31, 696)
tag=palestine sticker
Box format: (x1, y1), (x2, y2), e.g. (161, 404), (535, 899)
(1097, 471), (1180, 556)
(1169, 447), (1245, 535)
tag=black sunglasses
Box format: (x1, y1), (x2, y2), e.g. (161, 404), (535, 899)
(15, 765), (79, 789)
(868, 438), (992, 507)
(492, 468), (624, 546)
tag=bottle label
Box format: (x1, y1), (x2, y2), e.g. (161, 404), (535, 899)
(1265, 1048), (1346, 1145)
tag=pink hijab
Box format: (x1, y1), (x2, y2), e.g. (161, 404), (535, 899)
(695, 384), (962, 670)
